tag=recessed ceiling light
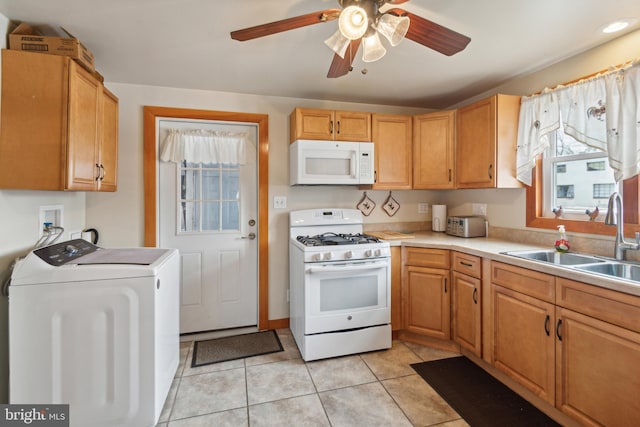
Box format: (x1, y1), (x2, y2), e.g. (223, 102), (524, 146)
(601, 18), (637, 34)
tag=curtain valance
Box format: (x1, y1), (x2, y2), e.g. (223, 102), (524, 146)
(160, 128), (250, 165)
(516, 59), (640, 185)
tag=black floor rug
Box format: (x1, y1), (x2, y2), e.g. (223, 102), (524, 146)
(412, 356), (561, 427)
(192, 330), (283, 367)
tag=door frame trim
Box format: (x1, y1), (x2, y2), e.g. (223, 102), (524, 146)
(143, 106), (269, 330)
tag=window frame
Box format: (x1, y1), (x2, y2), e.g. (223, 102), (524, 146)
(526, 156), (640, 236)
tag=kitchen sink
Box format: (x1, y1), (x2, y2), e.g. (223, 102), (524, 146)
(575, 262), (640, 282)
(502, 249), (606, 266)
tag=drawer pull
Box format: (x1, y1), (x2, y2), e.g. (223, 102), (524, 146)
(460, 261), (474, 268)
(472, 288), (478, 304)
(444, 278), (448, 293)
(544, 315), (550, 336)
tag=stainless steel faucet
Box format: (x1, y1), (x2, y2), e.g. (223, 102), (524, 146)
(604, 192), (640, 260)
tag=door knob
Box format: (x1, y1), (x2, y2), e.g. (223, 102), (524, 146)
(241, 232), (256, 240)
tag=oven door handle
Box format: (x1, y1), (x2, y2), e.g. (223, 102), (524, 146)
(306, 261), (388, 274)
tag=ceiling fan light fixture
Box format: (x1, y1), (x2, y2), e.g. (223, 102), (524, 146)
(376, 13), (410, 46)
(362, 31), (386, 63)
(324, 29), (351, 58)
(339, 5), (369, 40)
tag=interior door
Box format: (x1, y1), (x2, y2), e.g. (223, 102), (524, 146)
(158, 119), (258, 334)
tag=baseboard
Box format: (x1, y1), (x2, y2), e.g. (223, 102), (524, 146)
(267, 317), (289, 330)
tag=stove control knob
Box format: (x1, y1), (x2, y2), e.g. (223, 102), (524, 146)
(374, 249), (382, 257)
(324, 252), (333, 260)
(311, 253), (322, 262)
(345, 251), (354, 259)
(364, 250), (373, 258)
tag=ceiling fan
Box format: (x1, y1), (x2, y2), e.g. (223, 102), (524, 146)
(230, 0), (471, 78)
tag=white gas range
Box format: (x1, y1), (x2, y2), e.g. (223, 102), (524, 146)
(289, 208), (391, 361)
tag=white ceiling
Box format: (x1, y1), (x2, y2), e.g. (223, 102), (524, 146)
(0, 0), (638, 109)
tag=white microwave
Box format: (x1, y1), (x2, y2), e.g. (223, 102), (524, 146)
(289, 139), (375, 185)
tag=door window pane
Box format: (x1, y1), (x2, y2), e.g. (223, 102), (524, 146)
(202, 201), (220, 231)
(178, 162), (241, 233)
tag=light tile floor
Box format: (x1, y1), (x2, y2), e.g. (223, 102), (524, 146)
(157, 329), (469, 427)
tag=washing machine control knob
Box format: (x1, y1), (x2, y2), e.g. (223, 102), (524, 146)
(64, 245), (79, 256)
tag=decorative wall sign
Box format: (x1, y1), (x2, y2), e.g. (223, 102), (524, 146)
(382, 191), (400, 217)
(357, 192), (376, 216)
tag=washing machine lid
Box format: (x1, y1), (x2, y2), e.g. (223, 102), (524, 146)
(10, 239), (177, 286)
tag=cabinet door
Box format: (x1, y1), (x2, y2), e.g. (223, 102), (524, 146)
(290, 108), (334, 141)
(98, 88), (119, 192)
(492, 284), (555, 405)
(404, 265), (450, 340)
(456, 96), (496, 188)
(372, 114), (412, 189)
(413, 111), (455, 189)
(556, 308), (640, 427)
(66, 61), (101, 191)
(335, 111), (371, 141)
(452, 271), (481, 356)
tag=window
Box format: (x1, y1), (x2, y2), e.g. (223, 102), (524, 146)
(587, 161), (606, 171)
(593, 183), (615, 198)
(179, 161), (240, 233)
(541, 130), (617, 220)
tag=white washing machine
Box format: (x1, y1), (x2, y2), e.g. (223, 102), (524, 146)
(8, 239), (181, 427)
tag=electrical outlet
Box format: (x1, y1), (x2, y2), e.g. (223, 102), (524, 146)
(418, 203), (429, 214)
(273, 196), (287, 209)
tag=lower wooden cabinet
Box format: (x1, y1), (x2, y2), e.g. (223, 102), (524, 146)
(402, 247), (450, 340)
(490, 261), (640, 425)
(491, 284), (556, 405)
(556, 307), (640, 427)
(452, 271), (481, 356)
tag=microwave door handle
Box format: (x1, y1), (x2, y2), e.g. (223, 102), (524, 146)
(351, 152), (357, 178)
(307, 261), (388, 274)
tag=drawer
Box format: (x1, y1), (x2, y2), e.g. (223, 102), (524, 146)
(556, 277), (640, 333)
(491, 261), (554, 303)
(403, 247), (450, 269)
(452, 251), (481, 278)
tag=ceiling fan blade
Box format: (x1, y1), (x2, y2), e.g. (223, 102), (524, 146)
(231, 9), (341, 41)
(386, 8), (471, 56)
(385, 0), (411, 4)
(327, 39), (362, 78)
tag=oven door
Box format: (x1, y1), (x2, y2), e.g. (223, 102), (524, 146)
(304, 259), (390, 334)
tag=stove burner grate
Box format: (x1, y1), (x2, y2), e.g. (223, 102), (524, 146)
(296, 232), (382, 247)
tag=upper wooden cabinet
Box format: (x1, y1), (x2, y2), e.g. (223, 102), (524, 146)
(413, 110), (455, 189)
(0, 49), (118, 191)
(456, 94), (521, 189)
(371, 113), (412, 189)
(289, 108), (371, 142)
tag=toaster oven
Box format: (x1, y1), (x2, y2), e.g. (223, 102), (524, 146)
(446, 216), (486, 238)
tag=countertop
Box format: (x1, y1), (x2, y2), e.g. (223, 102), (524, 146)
(375, 230), (640, 298)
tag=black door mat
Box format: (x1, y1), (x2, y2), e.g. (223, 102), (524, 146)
(192, 330), (283, 367)
(411, 356), (561, 427)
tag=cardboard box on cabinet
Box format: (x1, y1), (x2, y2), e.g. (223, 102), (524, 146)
(9, 22), (95, 71)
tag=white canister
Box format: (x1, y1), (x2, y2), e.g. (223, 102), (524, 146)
(432, 205), (447, 232)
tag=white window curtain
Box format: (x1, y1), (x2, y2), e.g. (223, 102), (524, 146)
(160, 128), (250, 165)
(516, 59), (640, 185)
